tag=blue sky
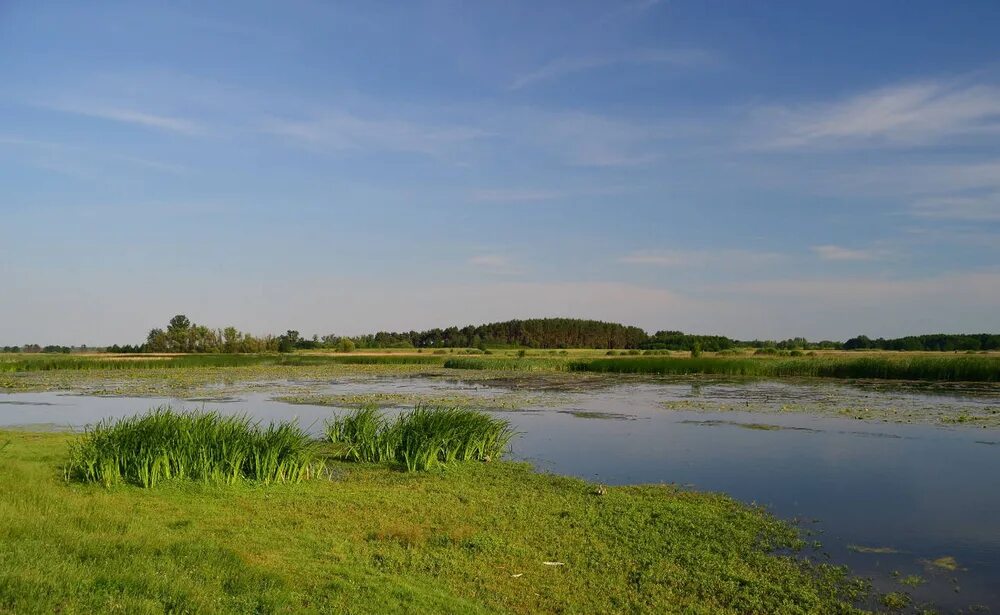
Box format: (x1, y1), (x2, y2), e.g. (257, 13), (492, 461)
(2, 0), (999, 345)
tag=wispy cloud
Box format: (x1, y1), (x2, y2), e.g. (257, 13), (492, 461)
(524, 111), (673, 167)
(263, 112), (487, 157)
(716, 270), (1000, 305)
(470, 184), (634, 203)
(811, 245), (885, 262)
(41, 103), (203, 135)
(0, 135), (186, 173)
(754, 79), (1000, 149)
(511, 48), (713, 90)
(618, 249), (783, 268)
(470, 189), (569, 203)
(910, 192), (1000, 222)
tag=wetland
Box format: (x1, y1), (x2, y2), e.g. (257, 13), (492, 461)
(2, 358), (1000, 612)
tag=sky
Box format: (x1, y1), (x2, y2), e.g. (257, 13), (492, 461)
(2, 0), (1000, 345)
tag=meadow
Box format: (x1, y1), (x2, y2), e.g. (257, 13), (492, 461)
(0, 426), (871, 613)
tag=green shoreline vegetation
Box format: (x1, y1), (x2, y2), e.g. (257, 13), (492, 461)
(1, 416), (874, 613)
(5, 351), (999, 383)
(567, 356), (1000, 382)
(65, 408), (322, 487)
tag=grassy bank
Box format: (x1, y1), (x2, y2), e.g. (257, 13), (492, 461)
(0, 430), (868, 614)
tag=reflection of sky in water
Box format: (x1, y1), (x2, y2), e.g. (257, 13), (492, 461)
(2, 377), (999, 611)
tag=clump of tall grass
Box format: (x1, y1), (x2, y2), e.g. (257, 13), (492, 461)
(325, 405), (514, 471)
(66, 407), (322, 487)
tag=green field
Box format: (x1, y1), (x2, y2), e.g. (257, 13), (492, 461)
(0, 429), (868, 614)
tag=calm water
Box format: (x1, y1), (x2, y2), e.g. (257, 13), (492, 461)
(2, 376), (998, 612)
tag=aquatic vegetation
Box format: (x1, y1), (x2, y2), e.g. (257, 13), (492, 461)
(924, 556), (961, 571)
(847, 545), (903, 554)
(325, 405), (514, 471)
(568, 356), (1000, 382)
(442, 357), (569, 371)
(275, 391), (545, 410)
(880, 592), (911, 610)
(663, 396), (1000, 429)
(65, 407), (322, 487)
(557, 410), (636, 421)
(899, 575), (925, 587)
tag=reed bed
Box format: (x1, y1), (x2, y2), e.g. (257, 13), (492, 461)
(65, 407), (322, 487)
(442, 357), (569, 371)
(325, 405), (514, 471)
(567, 356), (1000, 382)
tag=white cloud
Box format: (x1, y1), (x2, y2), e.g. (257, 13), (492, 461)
(755, 79), (1000, 149)
(811, 245), (883, 262)
(263, 112), (487, 157)
(42, 103), (203, 135)
(510, 48), (713, 90)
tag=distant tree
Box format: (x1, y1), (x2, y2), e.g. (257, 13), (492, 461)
(222, 327), (241, 353)
(337, 338), (356, 353)
(146, 328), (169, 352)
(278, 330), (300, 353)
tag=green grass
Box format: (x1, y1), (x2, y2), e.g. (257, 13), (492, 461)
(567, 355), (1000, 382)
(442, 357), (569, 371)
(0, 430), (870, 614)
(326, 405), (515, 471)
(6, 351), (998, 382)
(65, 408), (322, 487)
(0, 353), (443, 373)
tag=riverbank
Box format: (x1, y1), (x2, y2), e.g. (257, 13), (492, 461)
(0, 430), (868, 614)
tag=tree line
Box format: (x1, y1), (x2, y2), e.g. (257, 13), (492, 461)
(843, 333), (1000, 352)
(5, 315), (997, 354)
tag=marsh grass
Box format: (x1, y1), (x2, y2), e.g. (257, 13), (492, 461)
(568, 356), (1000, 382)
(325, 405), (514, 471)
(442, 357), (568, 371)
(0, 353), (442, 373)
(65, 407), (322, 487)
